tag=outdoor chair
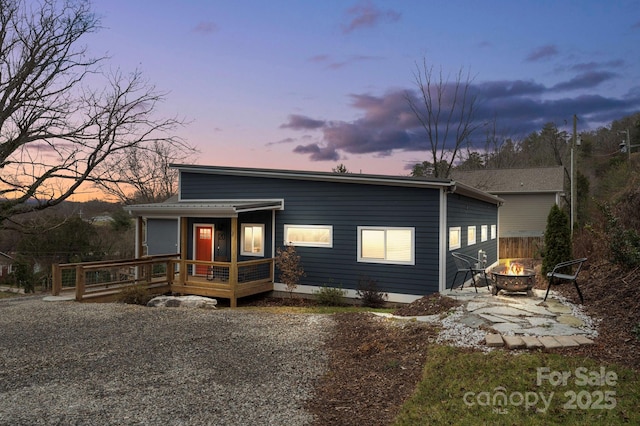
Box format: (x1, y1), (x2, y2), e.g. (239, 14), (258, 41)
(543, 258), (587, 303)
(450, 252), (491, 292)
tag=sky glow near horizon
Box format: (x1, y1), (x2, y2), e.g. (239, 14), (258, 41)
(87, 0), (640, 176)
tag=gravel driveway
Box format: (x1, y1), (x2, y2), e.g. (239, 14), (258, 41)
(0, 297), (332, 425)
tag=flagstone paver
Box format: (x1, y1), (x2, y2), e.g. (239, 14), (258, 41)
(538, 336), (563, 349)
(571, 335), (595, 345)
(554, 336), (581, 347)
(485, 334), (504, 347)
(521, 336), (544, 349)
(502, 335), (526, 349)
(557, 314), (585, 327)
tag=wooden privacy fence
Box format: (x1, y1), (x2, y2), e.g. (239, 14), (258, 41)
(51, 255), (274, 306)
(499, 237), (544, 259)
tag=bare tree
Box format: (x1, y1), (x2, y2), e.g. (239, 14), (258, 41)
(93, 140), (196, 204)
(0, 0), (186, 227)
(406, 59), (482, 178)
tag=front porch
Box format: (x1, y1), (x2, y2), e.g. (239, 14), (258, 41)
(51, 254), (274, 307)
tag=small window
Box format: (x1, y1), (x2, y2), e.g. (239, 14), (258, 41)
(449, 227), (461, 250)
(468, 226), (477, 246)
(284, 224), (333, 248)
(358, 226), (414, 265)
(481, 225), (488, 242)
(241, 224), (264, 256)
(491, 224), (497, 240)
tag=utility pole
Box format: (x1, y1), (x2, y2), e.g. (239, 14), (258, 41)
(570, 114), (577, 235)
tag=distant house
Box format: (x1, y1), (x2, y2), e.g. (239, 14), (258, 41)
(126, 165), (502, 305)
(451, 167), (565, 258)
(0, 252), (14, 280)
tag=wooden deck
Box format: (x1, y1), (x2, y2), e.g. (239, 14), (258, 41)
(52, 255), (274, 307)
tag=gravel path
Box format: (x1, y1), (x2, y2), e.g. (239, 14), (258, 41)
(0, 297), (332, 425)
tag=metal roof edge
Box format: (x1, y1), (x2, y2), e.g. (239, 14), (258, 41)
(451, 181), (504, 205)
(170, 164), (453, 190)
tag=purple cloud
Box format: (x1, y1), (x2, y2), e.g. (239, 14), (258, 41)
(193, 21), (217, 34)
(552, 71), (617, 91)
(281, 69), (640, 162)
(280, 114), (326, 130)
(526, 44), (559, 62)
(293, 143), (339, 161)
(343, 1), (401, 34)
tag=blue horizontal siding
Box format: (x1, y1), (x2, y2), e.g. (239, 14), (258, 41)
(181, 172), (441, 296)
(446, 193), (499, 288)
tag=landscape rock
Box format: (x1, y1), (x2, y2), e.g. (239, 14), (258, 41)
(147, 295), (218, 309)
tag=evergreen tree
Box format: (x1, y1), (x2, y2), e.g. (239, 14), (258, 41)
(542, 205), (572, 275)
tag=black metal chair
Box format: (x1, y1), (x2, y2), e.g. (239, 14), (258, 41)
(543, 258), (587, 303)
(450, 252), (491, 292)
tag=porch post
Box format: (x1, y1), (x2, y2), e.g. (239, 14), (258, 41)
(230, 216), (238, 308)
(136, 217), (144, 258)
(179, 217), (188, 287)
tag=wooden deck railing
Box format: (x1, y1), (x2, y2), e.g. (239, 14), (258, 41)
(52, 255), (274, 306)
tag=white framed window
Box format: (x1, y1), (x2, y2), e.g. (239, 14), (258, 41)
(481, 225), (488, 242)
(284, 224), (333, 248)
(357, 226), (415, 265)
(241, 224), (264, 256)
(468, 226), (477, 246)
(491, 224), (497, 240)
(449, 227), (461, 250)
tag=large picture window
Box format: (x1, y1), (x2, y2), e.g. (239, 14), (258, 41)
(241, 224), (264, 256)
(357, 226), (415, 265)
(284, 224), (333, 248)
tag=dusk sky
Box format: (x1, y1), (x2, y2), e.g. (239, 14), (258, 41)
(88, 0), (640, 176)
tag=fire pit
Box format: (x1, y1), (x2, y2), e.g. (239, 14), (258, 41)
(491, 261), (536, 296)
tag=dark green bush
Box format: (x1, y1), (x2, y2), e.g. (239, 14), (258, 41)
(356, 276), (388, 308)
(117, 285), (152, 305)
(314, 285), (346, 306)
(541, 204), (572, 275)
(599, 202), (640, 268)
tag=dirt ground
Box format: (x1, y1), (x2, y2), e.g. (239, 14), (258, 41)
(247, 261), (640, 426)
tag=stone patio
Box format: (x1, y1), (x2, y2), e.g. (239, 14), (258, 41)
(441, 286), (598, 350)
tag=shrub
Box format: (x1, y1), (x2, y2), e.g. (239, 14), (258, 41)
(275, 245), (305, 298)
(599, 202), (640, 268)
(541, 204), (572, 275)
(356, 276), (388, 308)
(117, 284), (152, 305)
(314, 285), (346, 306)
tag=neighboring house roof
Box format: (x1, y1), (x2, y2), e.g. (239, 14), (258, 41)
(166, 164), (503, 205)
(0, 252), (14, 264)
(451, 167), (565, 194)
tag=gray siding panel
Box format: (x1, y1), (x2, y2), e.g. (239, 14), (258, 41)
(181, 172), (441, 296)
(499, 193), (555, 237)
(147, 219), (179, 255)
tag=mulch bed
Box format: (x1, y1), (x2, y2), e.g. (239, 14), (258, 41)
(243, 265), (640, 424)
(548, 260), (640, 370)
(307, 312), (439, 426)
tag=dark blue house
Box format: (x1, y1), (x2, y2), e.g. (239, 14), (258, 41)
(126, 165), (501, 306)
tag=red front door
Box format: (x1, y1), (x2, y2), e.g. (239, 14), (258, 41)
(195, 225), (213, 275)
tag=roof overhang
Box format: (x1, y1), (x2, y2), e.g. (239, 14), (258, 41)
(171, 164), (453, 190)
(450, 181), (504, 206)
(125, 199), (284, 218)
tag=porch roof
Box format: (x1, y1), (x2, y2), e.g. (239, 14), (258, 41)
(125, 199), (283, 218)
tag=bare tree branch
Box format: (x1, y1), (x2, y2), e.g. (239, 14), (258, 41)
(405, 58), (483, 178)
(0, 0), (191, 227)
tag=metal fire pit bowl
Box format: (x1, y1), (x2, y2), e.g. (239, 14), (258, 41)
(491, 265), (536, 296)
